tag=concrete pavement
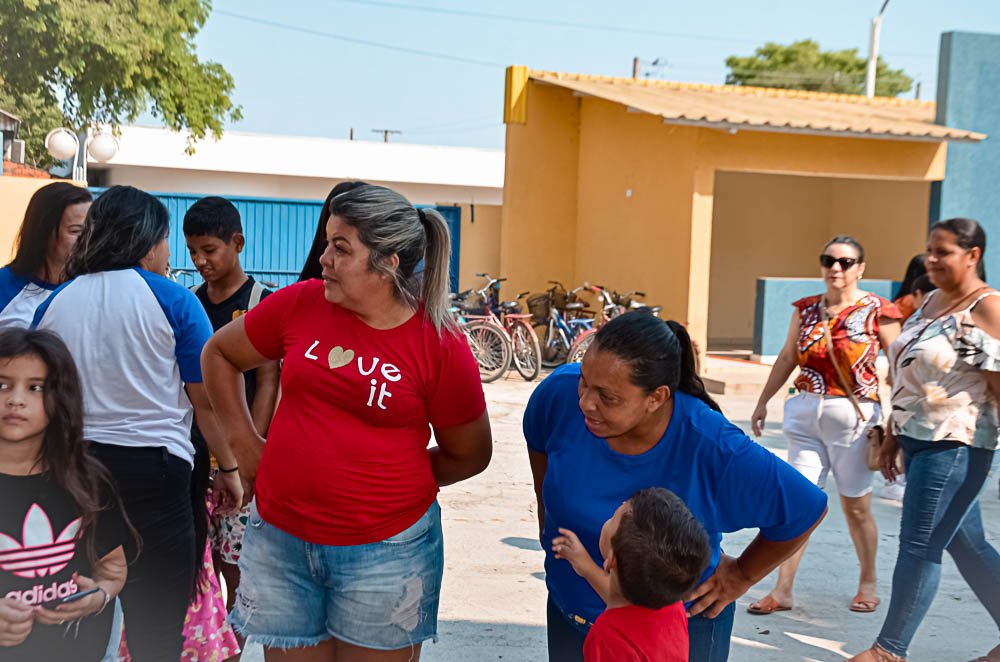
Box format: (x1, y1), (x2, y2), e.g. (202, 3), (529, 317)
(243, 370), (1000, 662)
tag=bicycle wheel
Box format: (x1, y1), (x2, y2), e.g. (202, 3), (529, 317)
(534, 323), (566, 368)
(567, 329), (596, 364)
(463, 321), (511, 383)
(511, 320), (541, 381)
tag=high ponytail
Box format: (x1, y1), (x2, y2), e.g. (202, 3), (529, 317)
(594, 311), (720, 412)
(665, 320), (720, 413)
(328, 184), (457, 334)
(417, 208), (455, 333)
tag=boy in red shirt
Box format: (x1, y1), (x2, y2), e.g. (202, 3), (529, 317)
(553, 487), (711, 662)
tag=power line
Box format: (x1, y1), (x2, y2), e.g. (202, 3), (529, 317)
(336, 0), (757, 45)
(335, 0), (935, 59)
(215, 9), (506, 68)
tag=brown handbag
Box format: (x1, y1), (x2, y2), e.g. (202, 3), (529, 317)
(819, 304), (886, 471)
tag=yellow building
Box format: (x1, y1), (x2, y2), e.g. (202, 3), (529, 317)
(500, 66), (985, 353)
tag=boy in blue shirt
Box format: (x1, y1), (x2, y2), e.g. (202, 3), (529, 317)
(553, 487), (711, 662)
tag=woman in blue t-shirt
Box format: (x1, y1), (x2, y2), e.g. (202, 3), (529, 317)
(525, 312), (829, 662)
(0, 182), (92, 328)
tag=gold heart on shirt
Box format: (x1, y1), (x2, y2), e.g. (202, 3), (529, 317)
(327, 346), (355, 370)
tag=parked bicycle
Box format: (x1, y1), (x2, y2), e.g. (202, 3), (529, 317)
(451, 273), (542, 382)
(528, 281), (595, 368)
(565, 283), (627, 363)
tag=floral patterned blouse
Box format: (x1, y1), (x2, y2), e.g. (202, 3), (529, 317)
(793, 294), (901, 402)
(889, 290), (1000, 450)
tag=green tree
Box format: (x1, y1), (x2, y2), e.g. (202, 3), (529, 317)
(725, 39), (913, 98)
(0, 0), (241, 169)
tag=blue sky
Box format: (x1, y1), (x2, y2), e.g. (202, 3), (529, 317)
(190, 0), (1000, 149)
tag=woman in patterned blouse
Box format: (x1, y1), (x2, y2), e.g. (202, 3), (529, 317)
(849, 219), (1000, 662)
(749, 235), (901, 616)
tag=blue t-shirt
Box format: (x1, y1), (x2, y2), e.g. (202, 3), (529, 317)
(524, 364), (827, 625)
(33, 268), (213, 465)
(0, 266), (58, 329)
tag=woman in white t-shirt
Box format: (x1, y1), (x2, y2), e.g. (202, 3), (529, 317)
(0, 182), (91, 328)
(33, 185), (242, 662)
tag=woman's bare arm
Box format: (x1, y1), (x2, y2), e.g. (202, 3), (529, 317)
(201, 318), (272, 488)
(430, 411), (493, 486)
(751, 310), (801, 436)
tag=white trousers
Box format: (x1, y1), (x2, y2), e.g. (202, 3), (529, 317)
(782, 392), (878, 498)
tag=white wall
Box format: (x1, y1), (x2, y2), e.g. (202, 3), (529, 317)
(98, 165), (502, 205)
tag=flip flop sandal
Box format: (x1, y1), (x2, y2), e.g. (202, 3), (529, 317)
(747, 596), (792, 615)
(850, 595), (881, 613)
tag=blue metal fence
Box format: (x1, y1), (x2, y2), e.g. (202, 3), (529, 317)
(90, 189), (462, 291)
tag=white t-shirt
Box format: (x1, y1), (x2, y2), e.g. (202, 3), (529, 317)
(0, 266), (58, 329)
(33, 268), (214, 465)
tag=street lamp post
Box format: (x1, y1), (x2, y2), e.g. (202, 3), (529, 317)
(865, 0), (891, 98)
(44, 127), (118, 182)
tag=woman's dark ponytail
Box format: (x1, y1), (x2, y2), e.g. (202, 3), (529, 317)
(594, 312), (720, 413)
(665, 321), (720, 413)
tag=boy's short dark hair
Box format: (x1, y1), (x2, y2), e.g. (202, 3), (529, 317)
(183, 196), (242, 241)
(612, 487), (711, 609)
(913, 274), (936, 296)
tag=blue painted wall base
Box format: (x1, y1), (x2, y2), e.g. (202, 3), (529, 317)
(753, 278), (897, 359)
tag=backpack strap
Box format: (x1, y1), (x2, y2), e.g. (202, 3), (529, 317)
(248, 280), (264, 309)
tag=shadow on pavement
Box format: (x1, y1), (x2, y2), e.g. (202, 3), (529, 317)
(501, 536), (542, 551)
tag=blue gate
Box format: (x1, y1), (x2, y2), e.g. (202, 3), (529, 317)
(90, 189), (462, 291)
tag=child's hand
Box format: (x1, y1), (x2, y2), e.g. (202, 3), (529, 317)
(0, 597), (33, 647)
(552, 528), (593, 575)
(215, 469), (245, 515)
(32, 574), (108, 625)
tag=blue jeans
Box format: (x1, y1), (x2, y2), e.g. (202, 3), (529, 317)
(546, 596), (735, 662)
(876, 436), (1000, 657)
(231, 500), (443, 651)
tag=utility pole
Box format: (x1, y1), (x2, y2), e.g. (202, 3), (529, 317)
(865, 0), (890, 97)
(349, 127), (354, 140)
(632, 57), (640, 79)
(915, 81), (921, 100)
(371, 129), (402, 143)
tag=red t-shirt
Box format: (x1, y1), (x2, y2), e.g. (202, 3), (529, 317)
(583, 603), (689, 662)
(243, 280), (486, 545)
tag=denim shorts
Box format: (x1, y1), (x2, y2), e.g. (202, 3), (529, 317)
(229, 500), (443, 651)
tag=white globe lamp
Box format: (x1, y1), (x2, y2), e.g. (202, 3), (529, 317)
(88, 132), (118, 162)
(44, 128), (79, 161)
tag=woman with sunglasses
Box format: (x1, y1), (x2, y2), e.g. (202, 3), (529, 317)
(748, 235), (902, 616)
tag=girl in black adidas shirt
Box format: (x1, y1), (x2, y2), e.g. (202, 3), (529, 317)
(0, 329), (128, 661)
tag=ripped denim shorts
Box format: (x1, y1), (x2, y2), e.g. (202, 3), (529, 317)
(229, 500), (443, 652)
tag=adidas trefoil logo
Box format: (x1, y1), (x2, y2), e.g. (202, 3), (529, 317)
(0, 504), (80, 578)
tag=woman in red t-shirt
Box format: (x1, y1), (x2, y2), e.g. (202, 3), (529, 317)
(202, 184), (492, 661)
(749, 235), (901, 617)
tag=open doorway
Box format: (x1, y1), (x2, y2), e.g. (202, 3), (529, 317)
(707, 171), (930, 354)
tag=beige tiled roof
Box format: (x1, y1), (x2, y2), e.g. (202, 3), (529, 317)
(530, 70), (985, 143)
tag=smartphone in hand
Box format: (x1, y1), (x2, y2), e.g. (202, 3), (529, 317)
(39, 587), (101, 610)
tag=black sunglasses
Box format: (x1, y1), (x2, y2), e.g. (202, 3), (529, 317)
(819, 254), (859, 270)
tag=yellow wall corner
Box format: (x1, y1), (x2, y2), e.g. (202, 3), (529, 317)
(504, 65), (529, 125)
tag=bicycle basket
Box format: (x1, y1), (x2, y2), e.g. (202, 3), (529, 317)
(612, 292), (633, 308)
(548, 285), (567, 310)
(527, 293), (551, 326)
(457, 291), (488, 316)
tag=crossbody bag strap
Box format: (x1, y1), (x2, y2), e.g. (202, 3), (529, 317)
(820, 303), (868, 422)
(891, 286), (993, 374)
